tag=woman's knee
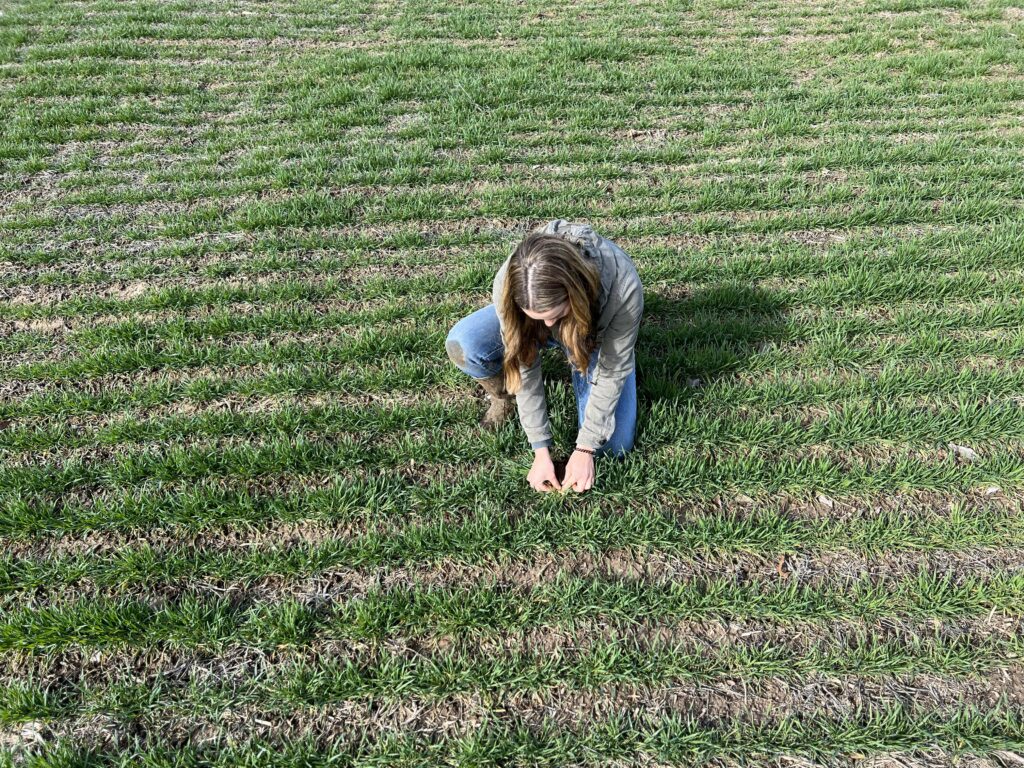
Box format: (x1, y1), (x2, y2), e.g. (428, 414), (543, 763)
(596, 420), (636, 458)
(445, 328), (468, 368)
(445, 315), (502, 378)
(597, 435), (634, 459)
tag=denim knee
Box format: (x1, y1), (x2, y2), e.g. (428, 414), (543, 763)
(596, 440), (633, 459)
(595, 428), (635, 459)
(445, 324), (502, 380)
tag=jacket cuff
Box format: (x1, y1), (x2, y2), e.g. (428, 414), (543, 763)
(530, 438), (554, 450)
(576, 427), (607, 452)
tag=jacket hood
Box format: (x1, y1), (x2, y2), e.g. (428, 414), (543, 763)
(534, 220), (614, 317)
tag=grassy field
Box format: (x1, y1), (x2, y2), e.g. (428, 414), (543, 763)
(3, 0), (1024, 763)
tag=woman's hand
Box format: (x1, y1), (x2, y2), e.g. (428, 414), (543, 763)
(528, 449), (562, 492)
(562, 449), (595, 493)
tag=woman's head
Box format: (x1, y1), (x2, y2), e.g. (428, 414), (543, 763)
(498, 232), (601, 394)
(522, 303), (569, 328)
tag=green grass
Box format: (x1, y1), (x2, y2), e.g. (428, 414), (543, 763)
(4, 0), (1024, 760)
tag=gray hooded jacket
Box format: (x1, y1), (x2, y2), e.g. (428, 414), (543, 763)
(491, 219), (644, 451)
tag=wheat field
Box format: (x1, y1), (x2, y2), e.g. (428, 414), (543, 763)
(3, 0), (1024, 764)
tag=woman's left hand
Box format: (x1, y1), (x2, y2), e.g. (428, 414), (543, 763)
(562, 450), (595, 493)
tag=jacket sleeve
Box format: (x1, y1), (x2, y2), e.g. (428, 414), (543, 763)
(493, 261), (554, 449)
(575, 279), (643, 451)
(516, 349), (554, 449)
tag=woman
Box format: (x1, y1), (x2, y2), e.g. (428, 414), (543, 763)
(445, 219), (644, 494)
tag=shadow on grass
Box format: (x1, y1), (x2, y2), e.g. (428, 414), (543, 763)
(634, 281), (791, 453)
(537, 281), (791, 461)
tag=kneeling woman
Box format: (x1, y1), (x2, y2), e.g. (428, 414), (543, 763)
(446, 219), (644, 494)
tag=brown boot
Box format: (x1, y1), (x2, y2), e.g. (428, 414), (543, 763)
(477, 373), (516, 430)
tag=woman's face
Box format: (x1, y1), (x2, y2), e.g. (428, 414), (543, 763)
(523, 302), (569, 327)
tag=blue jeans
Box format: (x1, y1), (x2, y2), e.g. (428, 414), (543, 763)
(446, 304), (637, 457)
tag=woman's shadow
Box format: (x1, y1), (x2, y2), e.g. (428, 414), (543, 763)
(634, 282), (790, 452)
(541, 281), (790, 463)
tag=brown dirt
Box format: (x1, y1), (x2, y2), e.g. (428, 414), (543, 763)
(9, 536), (1024, 607)
(10, 666), (1024, 754)
(4, 613), (1017, 685)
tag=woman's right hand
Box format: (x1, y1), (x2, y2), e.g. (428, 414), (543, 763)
(528, 449), (562, 492)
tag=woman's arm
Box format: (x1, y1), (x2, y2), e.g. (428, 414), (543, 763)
(518, 351), (555, 450)
(575, 281), (644, 451)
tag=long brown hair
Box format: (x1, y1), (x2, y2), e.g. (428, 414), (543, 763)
(498, 232), (602, 394)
